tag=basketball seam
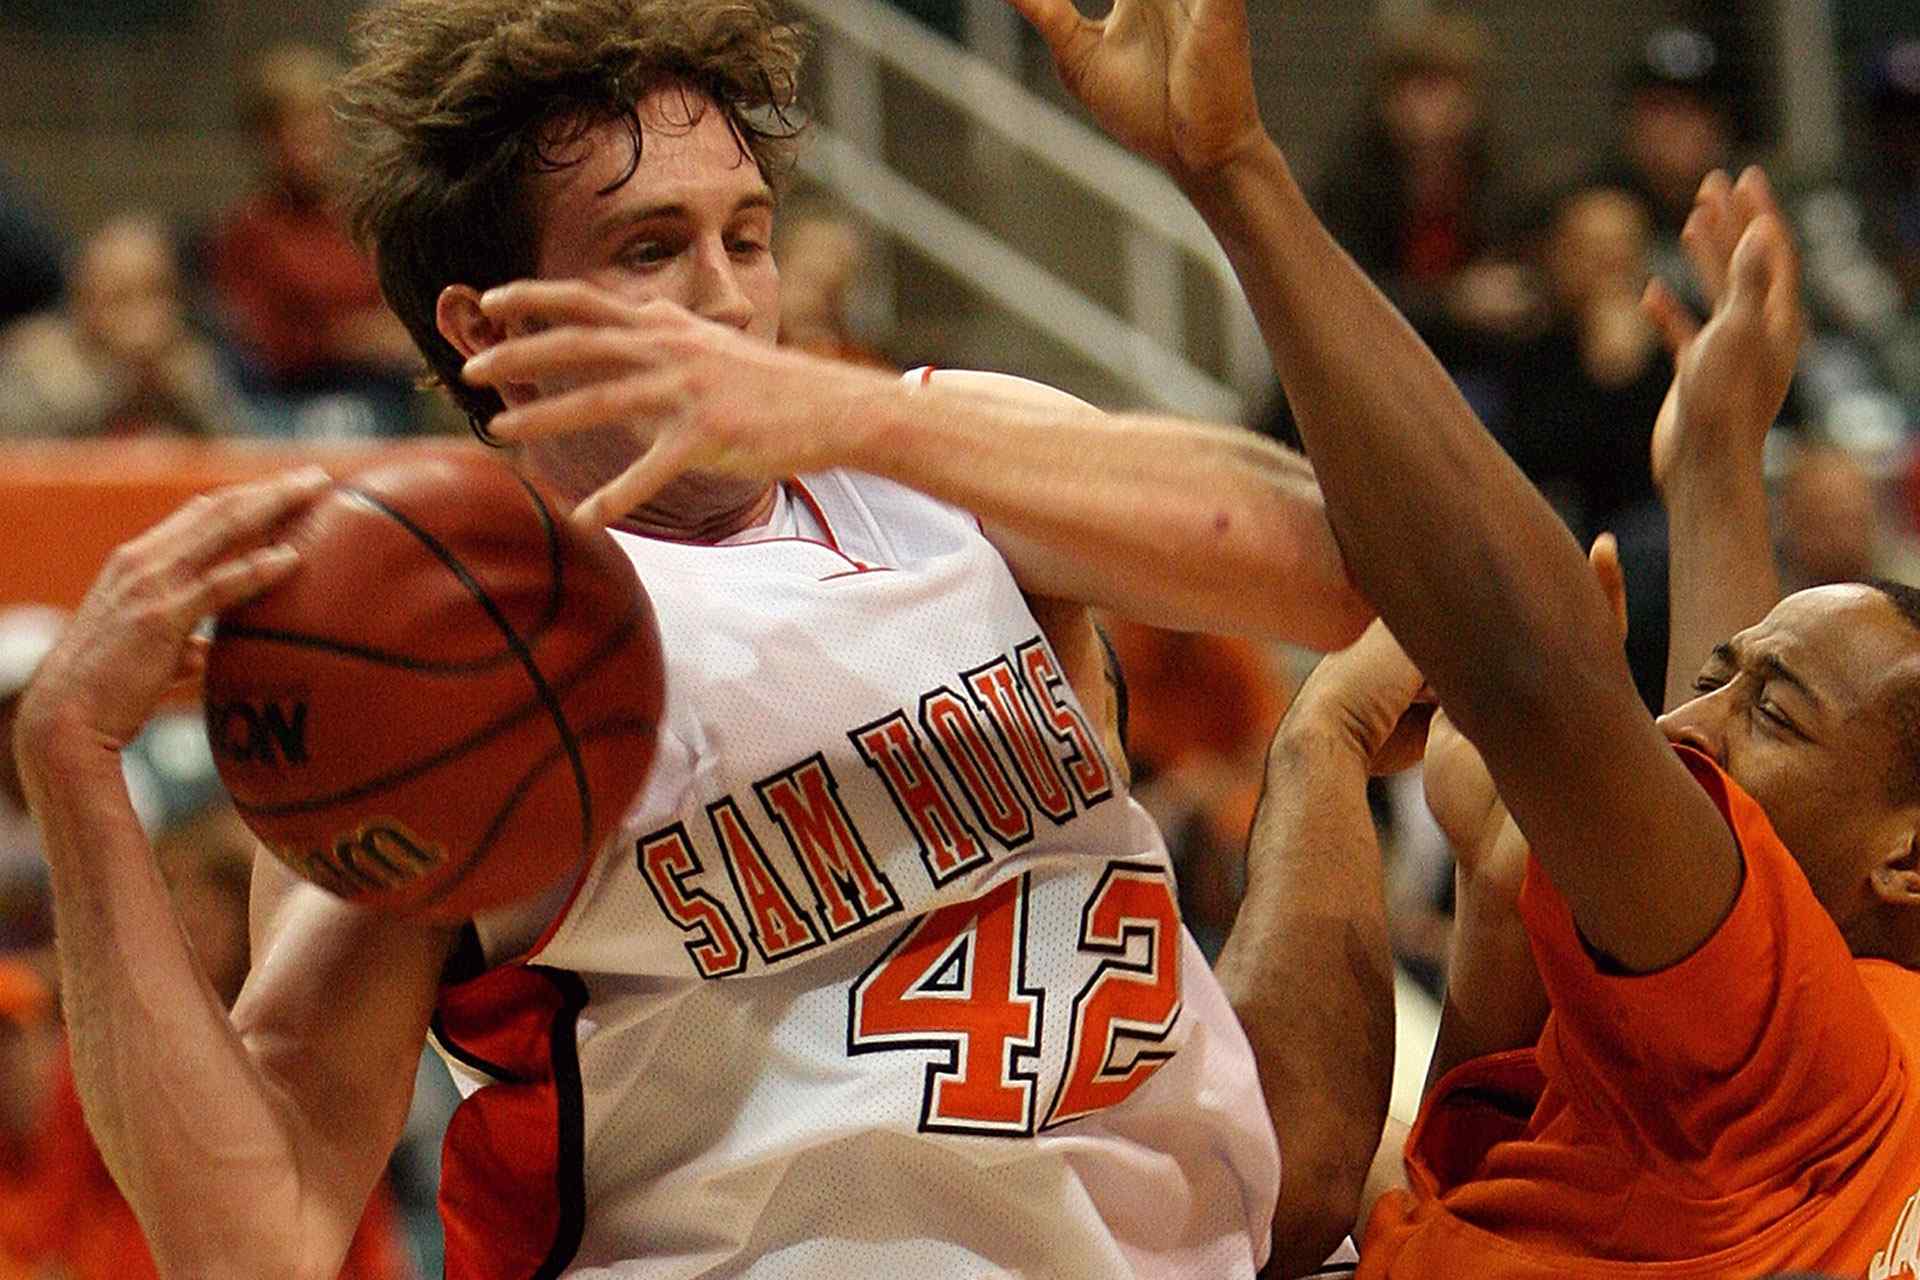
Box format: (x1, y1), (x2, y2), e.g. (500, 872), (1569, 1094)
(255, 483), (594, 854)
(214, 481), (573, 674)
(407, 713), (660, 915)
(228, 608), (641, 821)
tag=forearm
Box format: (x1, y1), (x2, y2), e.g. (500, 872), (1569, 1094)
(1661, 459), (1777, 710)
(20, 730), (345, 1279)
(1215, 722), (1393, 1275)
(843, 384), (1367, 650)
(1177, 141), (1622, 733)
(1426, 855), (1548, 1091)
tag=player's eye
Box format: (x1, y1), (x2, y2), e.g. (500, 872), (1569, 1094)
(1752, 693), (1796, 734)
(619, 239), (674, 267)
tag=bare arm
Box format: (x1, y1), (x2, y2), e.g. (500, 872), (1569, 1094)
(13, 472), (454, 1279)
(460, 290), (1370, 653)
(1011, 0), (1738, 973)
(1646, 169), (1803, 709)
(1215, 622), (1411, 1275)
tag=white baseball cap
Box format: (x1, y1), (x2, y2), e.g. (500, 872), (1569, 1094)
(0, 605), (68, 702)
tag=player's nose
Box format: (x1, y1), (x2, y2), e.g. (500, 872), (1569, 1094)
(1655, 692), (1728, 767)
(688, 240), (755, 330)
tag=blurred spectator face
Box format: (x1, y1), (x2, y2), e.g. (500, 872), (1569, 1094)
(247, 46), (344, 202)
(263, 95), (340, 201)
(156, 807), (258, 1009)
(71, 218), (187, 369)
(1381, 68), (1480, 155)
(777, 215), (859, 350)
(1373, 11), (1489, 157)
(1624, 86), (1731, 206)
(1542, 188), (1651, 311)
(1779, 446), (1878, 587)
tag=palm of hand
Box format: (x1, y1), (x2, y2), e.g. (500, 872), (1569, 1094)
(1650, 293), (1787, 491)
(1036, 0), (1261, 182)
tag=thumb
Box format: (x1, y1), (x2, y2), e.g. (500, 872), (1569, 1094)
(1641, 277), (1699, 357)
(1588, 532), (1629, 642)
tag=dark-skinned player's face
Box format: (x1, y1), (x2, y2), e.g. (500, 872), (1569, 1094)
(1657, 585), (1920, 931)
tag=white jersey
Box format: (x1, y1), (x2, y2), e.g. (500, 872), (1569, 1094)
(430, 466), (1280, 1279)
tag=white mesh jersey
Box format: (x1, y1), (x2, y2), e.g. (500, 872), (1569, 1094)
(430, 464), (1279, 1280)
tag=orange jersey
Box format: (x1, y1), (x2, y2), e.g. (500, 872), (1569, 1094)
(1361, 748), (1920, 1277)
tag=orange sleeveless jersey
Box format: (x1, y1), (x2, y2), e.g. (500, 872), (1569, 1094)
(1360, 748), (1920, 1277)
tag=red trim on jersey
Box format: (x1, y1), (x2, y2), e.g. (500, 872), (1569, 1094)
(787, 477), (841, 553)
(436, 965), (588, 1280)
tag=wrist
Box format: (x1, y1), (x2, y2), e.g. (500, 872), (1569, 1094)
(1179, 134), (1296, 235)
(1659, 445), (1768, 510)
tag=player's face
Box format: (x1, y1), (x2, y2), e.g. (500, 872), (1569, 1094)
(1657, 585), (1920, 930)
(531, 85), (780, 344)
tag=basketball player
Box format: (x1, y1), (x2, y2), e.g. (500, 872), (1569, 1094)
(999, 0), (1915, 1268)
(470, 0), (1920, 1267)
(11, 2), (1395, 1277)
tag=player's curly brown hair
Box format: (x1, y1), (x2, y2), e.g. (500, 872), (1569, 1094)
(336, 0), (808, 426)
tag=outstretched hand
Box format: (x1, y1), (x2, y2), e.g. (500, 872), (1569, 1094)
(462, 283), (896, 530)
(1643, 166), (1804, 491)
(1004, 0), (1266, 188)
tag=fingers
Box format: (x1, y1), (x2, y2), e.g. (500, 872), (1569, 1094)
(463, 325), (663, 394)
(1640, 276), (1700, 357)
(477, 280), (639, 334)
(128, 466), (332, 575)
(1003, 0), (1091, 51)
(1587, 532), (1629, 642)
(200, 543), (303, 615)
(1680, 169), (1737, 302)
(484, 368), (686, 442)
(571, 430), (710, 530)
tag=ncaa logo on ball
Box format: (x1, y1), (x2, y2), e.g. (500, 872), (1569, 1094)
(274, 819), (447, 899)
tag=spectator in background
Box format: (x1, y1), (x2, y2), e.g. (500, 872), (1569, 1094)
(1495, 181), (1672, 710)
(0, 170), (65, 328)
(1595, 26), (1740, 291)
(203, 44), (421, 438)
(0, 608), (64, 974)
(773, 202), (894, 370)
(0, 611), (418, 1280)
(1778, 443), (1882, 593)
(1799, 39), (1920, 440)
(0, 216), (250, 440)
(1313, 9), (1528, 400)
(1100, 621), (1293, 958)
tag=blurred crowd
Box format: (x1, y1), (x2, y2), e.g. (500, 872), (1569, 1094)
(2, 6), (1920, 1274)
(0, 43), (448, 446)
(1264, 12), (1920, 1010)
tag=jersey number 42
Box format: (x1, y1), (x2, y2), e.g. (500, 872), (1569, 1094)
(848, 862), (1181, 1137)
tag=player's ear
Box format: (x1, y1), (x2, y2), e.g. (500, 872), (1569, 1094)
(437, 284), (506, 360)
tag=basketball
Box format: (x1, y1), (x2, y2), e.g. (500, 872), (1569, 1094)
(202, 448), (664, 923)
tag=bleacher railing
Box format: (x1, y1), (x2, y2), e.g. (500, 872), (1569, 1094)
(788, 0), (1267, 419)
